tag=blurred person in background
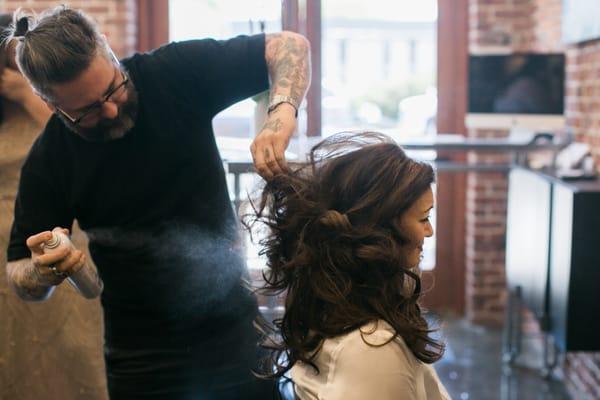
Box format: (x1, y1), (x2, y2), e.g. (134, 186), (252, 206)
(0, 12), (107, 400)
(0, 13), (51, 125)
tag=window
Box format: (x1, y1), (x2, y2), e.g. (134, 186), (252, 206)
(169, 0), (282, 142)
(164, 0), (467, 313)
(321, 0), (438, 141)
(168, 0), (439, 272)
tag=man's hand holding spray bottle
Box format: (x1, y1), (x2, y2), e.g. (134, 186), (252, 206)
(29, 227), (103, 298)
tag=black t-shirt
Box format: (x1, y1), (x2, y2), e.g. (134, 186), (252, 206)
(7, 34), (269, 348)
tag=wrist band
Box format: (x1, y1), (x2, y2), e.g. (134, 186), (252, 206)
(267, 95), (299, 117)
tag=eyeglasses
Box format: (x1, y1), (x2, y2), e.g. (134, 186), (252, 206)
(55, 53), (130, 126)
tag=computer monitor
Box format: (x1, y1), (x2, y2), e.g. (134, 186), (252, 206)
(468, 54), (565, 115)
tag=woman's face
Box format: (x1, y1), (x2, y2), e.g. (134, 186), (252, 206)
(397, 187), (434, 268)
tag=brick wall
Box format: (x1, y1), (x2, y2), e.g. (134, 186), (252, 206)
(468, 0), (562, 52)
(465, 0), (540, 327)
(469, 0), (535, 53)
(464, 129), (510, 326)
(532, 0), (563, 52)
(562, 19), (600, 400)
(465, 0), (564, 326)
(468, 0), (600, 398)
(567, 40), (600, 165)
(1, 0), (137, 58)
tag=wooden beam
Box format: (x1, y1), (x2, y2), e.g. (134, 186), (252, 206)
(423, 0), (468, 315)
(136, 0), (169, 53)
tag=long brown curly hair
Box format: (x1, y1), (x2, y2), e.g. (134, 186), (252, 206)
(245, 132), (444, 379)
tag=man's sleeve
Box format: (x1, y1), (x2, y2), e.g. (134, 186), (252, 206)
(160, 34), (269, 117)
(7, 162), (73, 262)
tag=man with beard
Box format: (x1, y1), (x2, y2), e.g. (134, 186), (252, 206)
(5, 5), (310, 400)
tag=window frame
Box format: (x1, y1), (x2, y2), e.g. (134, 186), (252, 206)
(159, 0), (468, 315)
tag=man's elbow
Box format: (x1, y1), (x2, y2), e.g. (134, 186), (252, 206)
(281, 31), (310, 51)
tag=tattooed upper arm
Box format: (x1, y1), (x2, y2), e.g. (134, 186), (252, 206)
(264, 32), (311, 106)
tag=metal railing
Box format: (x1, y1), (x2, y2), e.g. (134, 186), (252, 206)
(224, 133), (568, 214)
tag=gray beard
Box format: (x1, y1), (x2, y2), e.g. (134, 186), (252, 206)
(59, 83), (139, 143)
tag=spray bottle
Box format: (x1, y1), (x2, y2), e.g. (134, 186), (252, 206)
(43, 231), (103, 299)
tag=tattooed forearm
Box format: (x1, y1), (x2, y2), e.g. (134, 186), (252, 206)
(265, 32), (311, 107)
(6, 259), (55, 301)
(263, 118), (283, 132)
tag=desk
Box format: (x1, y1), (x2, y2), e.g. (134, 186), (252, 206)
(505, 167), (600, 374)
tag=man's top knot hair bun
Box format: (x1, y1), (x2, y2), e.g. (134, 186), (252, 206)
(13, 16), (30, 37)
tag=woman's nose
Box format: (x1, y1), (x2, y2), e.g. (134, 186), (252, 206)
(426, 222), (434, 237)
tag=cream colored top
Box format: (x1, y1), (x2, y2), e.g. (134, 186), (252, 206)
(291, 321), (451, 400)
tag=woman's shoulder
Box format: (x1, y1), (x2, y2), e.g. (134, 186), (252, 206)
(296, 320), (425, 379)
(293, 321), (450, 400)
(332, 320), (419, 370)
(341, 320), (410, 347)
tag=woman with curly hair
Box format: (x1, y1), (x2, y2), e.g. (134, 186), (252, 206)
(246, 132), (450, 399)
